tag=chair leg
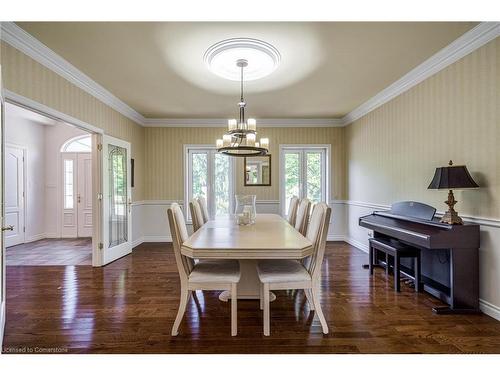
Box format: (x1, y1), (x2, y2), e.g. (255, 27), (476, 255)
(311, 287), (329, 334)
(263, 283), (270, 336)
(394, 254), (401, 292)
(171, 286), (190, 336)
(305, 289), (315, 311)
(231, 283), (237, 336)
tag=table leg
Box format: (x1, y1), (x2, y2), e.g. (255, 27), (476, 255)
(218, 259), (276, 302)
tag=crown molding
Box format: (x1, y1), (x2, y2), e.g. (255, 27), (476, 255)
(143, 117), (344, 127)
(0, 22), (146, 126)
(341, 22), (500, 125)
(2, 22), (499, 129)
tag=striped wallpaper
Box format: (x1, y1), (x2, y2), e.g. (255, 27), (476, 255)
(345, 37), (499, 219)
(144, 126), (346, 201)
(1, 41), (146, 201)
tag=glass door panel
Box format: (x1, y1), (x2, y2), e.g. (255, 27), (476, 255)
(284, 152), (301, 215)
(108, 144), (128, 248)
(306, 151), (323, 205)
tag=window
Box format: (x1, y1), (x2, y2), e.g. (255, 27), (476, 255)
(63, 159), (74, 209)
(280, 145), (329, 216)
(185, 146), (234, 220)
(61, 135), (92, 153)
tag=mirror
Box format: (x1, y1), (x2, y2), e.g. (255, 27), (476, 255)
(244, 155), (271, 186)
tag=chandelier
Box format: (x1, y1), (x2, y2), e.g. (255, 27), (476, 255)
(216, 59), (269, 157)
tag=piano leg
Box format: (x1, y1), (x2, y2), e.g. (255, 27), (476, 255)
(394, 253), (401, 292)
(414, 252), (421, 292)
(368, 245), (374, 275)
(432, 247), (480, 314)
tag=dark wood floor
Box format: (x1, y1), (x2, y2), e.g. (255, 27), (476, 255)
(2, 242), (500, 354)
(6, 238), (92, 266)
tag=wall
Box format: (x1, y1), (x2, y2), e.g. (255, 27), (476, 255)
(345, 38), (500, 318)
(0, 41), (145, 202)
(5, 106), (46, 242)
(144, 126), (346, 201)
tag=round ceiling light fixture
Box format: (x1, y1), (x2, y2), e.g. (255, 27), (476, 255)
(204, 38), (281, 81)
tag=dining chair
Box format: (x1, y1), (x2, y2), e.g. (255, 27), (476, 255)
(294, 198), (311, 236)
(189, 198), (205, 232)
(287, 196), (300, 227)
(167, 203), (241, 336)
(257, 202), (331, 336)
(197, 196), (210, 224)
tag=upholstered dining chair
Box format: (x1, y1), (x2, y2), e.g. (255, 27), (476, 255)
(167, 203), (241, 336)
(197, 196), (210, 224)
(257, 202), (331, 336)
(294, 198), (311, 236)
(287, 196), (300, 227)
(189, 199), (205, 232)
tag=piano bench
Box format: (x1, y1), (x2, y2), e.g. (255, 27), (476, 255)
(368, 238), (421, 293)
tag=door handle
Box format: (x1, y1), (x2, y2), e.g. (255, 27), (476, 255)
(2, 225), (14, 232)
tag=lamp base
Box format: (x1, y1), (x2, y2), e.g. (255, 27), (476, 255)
(440, 189), (463, 225)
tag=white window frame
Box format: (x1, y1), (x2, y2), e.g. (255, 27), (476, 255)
(184, 145), (236, 222)
(279, 144), (330, 217)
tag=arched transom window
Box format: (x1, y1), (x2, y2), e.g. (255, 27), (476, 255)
(61, 135), (92, 153)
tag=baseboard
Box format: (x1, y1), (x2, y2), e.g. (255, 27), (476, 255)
(132, 237), (145, 249)
(344, 236), (369, 253)
(25, 233), (46, 243)
(327, 234), (346, 241)
(142, 235), (172, 243)
(479, 299), (500, 321)
(0, 301), (5, 351)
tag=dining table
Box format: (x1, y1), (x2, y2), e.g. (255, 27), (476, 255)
(181, 213), (313, 301)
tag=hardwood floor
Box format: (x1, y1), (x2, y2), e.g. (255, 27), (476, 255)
(2, 242), (500, 354)
(6, 238), (92, 266)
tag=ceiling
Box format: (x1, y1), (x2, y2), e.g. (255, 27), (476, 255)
(16, 22), (478, 119)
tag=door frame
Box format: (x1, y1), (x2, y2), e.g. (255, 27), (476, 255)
(4, 92), (104, 268)
(4, 143), (26, 247)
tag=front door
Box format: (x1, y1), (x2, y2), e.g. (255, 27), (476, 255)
(4, 145), (25, 247)
(77, 153), (92, 237)
(101, 135), (132, 265)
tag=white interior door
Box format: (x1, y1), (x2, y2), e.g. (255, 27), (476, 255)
(61, 153), (77, 237)
(101, 135), (132, 265)
(4, 145), (25, 247)
(77, 153), (92, 237)
(1, 65), (7, 344)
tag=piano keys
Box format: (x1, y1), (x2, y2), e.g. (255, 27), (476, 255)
(359, 201), (480, 314)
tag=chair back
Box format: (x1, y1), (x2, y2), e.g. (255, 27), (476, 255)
(287, 196), (299, 226)
(189, 199), (204, 232)
(294, 198), (311, 235)
(167, 203), (195, 280)
(304, 202), (331, 281)
(197, 196), (209, 223)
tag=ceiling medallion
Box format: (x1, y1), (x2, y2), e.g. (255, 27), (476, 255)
(204, 38), (281, 81)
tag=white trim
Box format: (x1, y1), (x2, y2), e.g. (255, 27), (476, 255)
(142, 235), (173, 243)
(479, 299), (500, 321)
(24, 233), (46, 243)
(144, 118), (344, 127)
(0, 301), (5, 350)
(0, 22), (145, 126)
(341, 22), (500, 125)
(4, 90), (104, 134)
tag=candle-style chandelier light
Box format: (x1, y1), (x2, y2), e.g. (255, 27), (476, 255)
(216, 59), (269, 157)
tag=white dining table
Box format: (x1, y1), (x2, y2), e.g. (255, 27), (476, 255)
(181, 214), (313, 301)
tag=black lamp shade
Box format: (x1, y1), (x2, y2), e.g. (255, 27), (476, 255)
(428, 165), (479, 190)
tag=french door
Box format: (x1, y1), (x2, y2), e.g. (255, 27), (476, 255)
(101, 135), (132, 265)
(4, 145), (24, 247)
(280, 146), (328, 216)
(185, 146), (234, 220)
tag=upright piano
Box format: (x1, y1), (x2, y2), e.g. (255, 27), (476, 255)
(359, 201), (480, 314)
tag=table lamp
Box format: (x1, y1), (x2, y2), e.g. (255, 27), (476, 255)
(427, 160), (479, 225)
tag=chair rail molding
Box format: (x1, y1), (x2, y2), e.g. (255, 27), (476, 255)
(2, 21), (498, 128)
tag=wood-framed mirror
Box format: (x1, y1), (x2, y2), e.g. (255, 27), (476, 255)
(244, 155), (271, 186)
